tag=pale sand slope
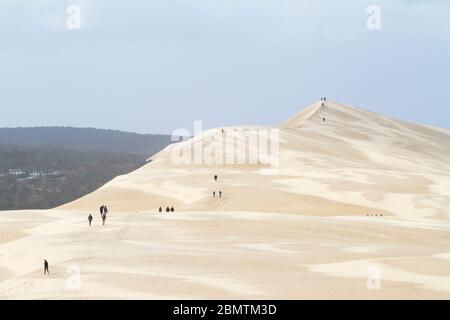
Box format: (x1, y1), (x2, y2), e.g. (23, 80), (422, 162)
(61, 101), (450, 219)
(1, 209), (450, 299)
(1, 101), (450, 299)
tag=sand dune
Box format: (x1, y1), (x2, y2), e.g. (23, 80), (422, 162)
(1, 101), (450, 299)
(1, 210), (450, 299)
(61, 101), (450, 218)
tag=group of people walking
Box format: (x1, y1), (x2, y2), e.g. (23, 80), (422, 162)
(47, 173), (234, 276)
(159, 206), (175, 213)
(87, 204), (109, 226)
(47, 204), (109, 276)
(99, 204), (108, 225)
(212, 174), (223, 198)
(367, 213), (383, 217)
(319, 97), (327, 122)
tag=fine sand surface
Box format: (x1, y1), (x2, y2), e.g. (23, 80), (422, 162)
(61, 101), (450, 219)
(1, 101), (449, 299)
(1, 210), (450, 299)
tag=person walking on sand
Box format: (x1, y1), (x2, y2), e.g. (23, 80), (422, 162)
(213, 191), (216, 198)
(214, 175), (218, 181)
(44, 259), (49, 275)
(171, 206), (174, 213)
(166, 207), (170, 213)
(101, 213), (106, 226)
(159, 207), (162, 213)
(219, 191), (222, 198)
(104, 205), (108, 216)
(88, 214), (93, 226)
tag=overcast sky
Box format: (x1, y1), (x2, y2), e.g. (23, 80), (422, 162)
(0, 0), (449, 134)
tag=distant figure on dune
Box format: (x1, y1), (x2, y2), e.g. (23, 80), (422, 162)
(219, 191), (222, 198)
(214, 175), (218, 181)
(171, 206), (174, 213)
(88, 214), (93, 226)
(101, 213), (106, 226)
(221, 129), (224, 134)
(100, 205), (104, 215)
(104, 206), (108, 216)
(166, 207), (170, 213)
(44, 259), (49, 275)
(213, 191), (216, 198)
(323, 117), (326, 122)
(159, 207), (162, 213)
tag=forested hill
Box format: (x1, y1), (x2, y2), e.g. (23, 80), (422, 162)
(0, 127), (172, 210)
(0, 127), (171, 156)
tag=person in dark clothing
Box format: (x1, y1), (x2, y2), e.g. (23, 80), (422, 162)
(323, 117), (326, 122)
(166, 207), (170, 212)
(100, 205), (104, 215)
(44, 259), (49, 275)
(214, 175), (218, 181)
(219, 191), (222, 198)
(170, 206), (174, 213)
(213, 191), (216, 197)
(104, 206), (108, 216)
(88, 214), (93, 226)
(159, 207), (162, 213)
(101, 213), (106, 226)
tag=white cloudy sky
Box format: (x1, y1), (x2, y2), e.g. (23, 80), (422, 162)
(0, 0), (449, 133)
